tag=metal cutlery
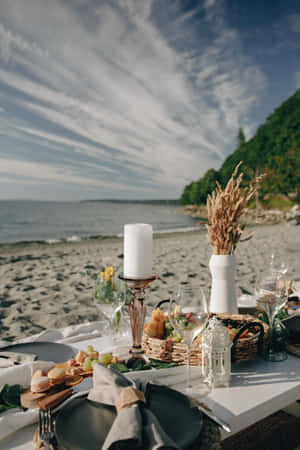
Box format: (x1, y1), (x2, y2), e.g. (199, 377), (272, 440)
(190, 396), (231, 433)
(39, 409), (55, 450)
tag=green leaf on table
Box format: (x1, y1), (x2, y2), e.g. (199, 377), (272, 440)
(129, 359), (147, 371)
(148, 359), (178, 369)
(0, 384), (23, 411)
(2, 384), (23, 407)
(110, 363), (129, 373)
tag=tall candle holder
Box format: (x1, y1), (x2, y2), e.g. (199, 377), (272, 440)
(119, 274), (157, 358)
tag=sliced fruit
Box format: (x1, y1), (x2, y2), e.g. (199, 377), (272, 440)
(80, 370), (93, 377)
(55, 362), (68, 369)
(65, 375), (83, 386)
(75, 350), (87, 363)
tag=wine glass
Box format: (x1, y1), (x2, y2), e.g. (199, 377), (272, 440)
(94, 281), (130, 342)
(255, 271), (288, 361)
(268, 252), (288, 276)
(168, 286), (209, 396)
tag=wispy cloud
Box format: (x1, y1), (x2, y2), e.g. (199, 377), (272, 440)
(295, 71), (300, 88)
(0, 0), (266, 199)
(287, 13), (300, 33)
(0, 156), (154, 192)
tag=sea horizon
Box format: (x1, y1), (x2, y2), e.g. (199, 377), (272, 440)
(0, 199), (202, 245)
(0, 198), (179, 203)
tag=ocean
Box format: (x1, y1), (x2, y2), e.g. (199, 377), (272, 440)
(0, 200), (201, 244)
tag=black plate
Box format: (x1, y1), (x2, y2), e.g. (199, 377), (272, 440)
(0, 342), (76, 363)
(55, 384), (203, 450)
(282, 314), (300, 345)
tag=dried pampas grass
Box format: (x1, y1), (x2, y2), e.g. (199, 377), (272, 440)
(206, 162), (264, 255)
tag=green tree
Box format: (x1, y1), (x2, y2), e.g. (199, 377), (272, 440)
(261, 145), (300, 197)
(180, 88), (300, 206)
(237, 128), (246, 148)
(179, 182), (193, 204)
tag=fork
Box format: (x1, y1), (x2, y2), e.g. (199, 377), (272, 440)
(39, 409), (55, 449)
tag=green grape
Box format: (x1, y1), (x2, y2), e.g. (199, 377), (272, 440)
(82, 357), (93, 371)
(86, 345), (94, 353)
(98, 353), (113, 366)
(170, 331), (182, 342)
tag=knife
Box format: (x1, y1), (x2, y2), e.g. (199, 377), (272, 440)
(190, 397), (231, 433)
(38, 377), (93, 411)
(51, 376), (93, 412)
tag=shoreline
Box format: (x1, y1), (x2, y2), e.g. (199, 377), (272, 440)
(0, 222), (299, 342)
(0, 225), (203, 251)
(0, 219), (281, 252)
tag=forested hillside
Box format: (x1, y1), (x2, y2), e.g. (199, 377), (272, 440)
(180, 89), (300, 206)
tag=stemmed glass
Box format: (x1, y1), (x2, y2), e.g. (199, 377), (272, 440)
(255, 271), (288, 361)
(268, 252), (288, 276)
(168, 286), (209, 396)
(94, 281), (130, 342)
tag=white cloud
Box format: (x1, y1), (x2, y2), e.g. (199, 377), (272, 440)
(0, 0), (266, 199)
(204, 0), (217, 9)
(0, 157), (153, 192)
(295, 71), (300, 88)
(287, 13), (300, 33)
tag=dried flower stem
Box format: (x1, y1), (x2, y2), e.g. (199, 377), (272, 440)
(206, 162), (264, 255)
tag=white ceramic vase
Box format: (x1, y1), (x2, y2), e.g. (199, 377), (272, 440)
(209, 254), (238, 314)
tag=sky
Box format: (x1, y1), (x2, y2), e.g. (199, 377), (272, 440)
(0, 0), (300, 201)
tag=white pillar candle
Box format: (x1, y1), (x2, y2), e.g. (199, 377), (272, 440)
(124, 223), (152, 279)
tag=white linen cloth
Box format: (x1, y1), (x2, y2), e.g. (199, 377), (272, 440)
(0, 320), (193, 446)
(0, 352), (37, 369)
(0, 320), (110, 444)
(0, 361), (54, 443)
(0, 319), (108, 348)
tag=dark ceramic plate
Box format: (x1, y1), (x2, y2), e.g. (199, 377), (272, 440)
(55, 384), (203, 450)
(282, 314), (300, 345)
(0, 342), (76, 363)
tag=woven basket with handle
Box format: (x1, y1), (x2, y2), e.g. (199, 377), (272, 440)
(142, 313), (269, 365)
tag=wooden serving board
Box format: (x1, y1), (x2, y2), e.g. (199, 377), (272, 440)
(286, 343), (300, 358)
(21, 384), (72, 410)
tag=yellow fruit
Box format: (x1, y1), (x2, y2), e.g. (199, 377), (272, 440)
(75, 350), (87, 363)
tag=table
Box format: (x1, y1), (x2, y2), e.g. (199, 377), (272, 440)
(2, 335), (300, 449)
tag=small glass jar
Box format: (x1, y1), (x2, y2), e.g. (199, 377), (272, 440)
(202, 316), (232, 388)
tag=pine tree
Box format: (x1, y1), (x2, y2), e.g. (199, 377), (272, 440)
(237, 128), (246, 148)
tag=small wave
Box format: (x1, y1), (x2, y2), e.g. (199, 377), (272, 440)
(46, 235), (82, 244)
(116, 225), (203, 237)
(66, 235), (82, 242)
(0, 227), (203, 247)
(45, 238), (61, 244)
(155, 226), (203, 235)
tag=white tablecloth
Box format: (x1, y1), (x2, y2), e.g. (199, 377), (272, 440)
(1, 321), (300, 449)
(0, 321), (125, 450)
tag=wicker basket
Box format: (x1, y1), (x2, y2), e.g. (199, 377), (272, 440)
(142, 313), (269, 364)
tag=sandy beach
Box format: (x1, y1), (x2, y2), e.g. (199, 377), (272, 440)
(0, 222), (299, 342)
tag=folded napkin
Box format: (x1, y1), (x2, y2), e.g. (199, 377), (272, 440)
(0, 360), (54, 443)
(0, 320), (108, 349)
(88, 363), (179, 450)
(0, 351), (37, 369)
